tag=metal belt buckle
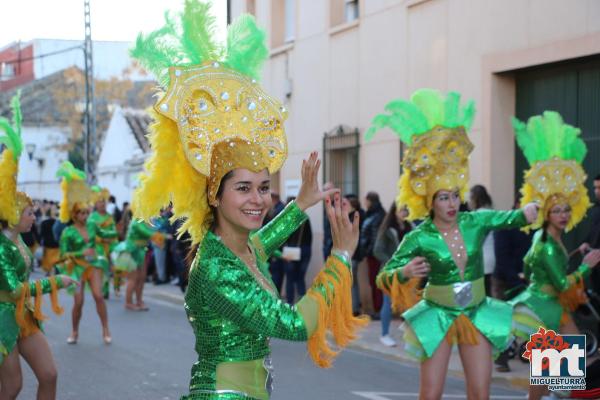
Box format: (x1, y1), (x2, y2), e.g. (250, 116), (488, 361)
(264, 355), (274, 395)
(453, 281), (473, 308)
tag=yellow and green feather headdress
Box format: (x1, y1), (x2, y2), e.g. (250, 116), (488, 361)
(365, 89), (475, 220)
(513, 111), (590, 231)
(56, 161), (93, 223)
(0, 92), (32, 226)
(130, 0), (288, 244)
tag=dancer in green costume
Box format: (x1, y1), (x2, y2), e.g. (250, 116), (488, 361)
(509, 111), (600, 400)
(56, 162), (112, 345)
(0, 93), (75, 399)
(366, 89), (539, 399)
(130, 2), (368, 398)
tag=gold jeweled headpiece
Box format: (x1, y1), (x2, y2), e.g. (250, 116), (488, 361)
(365, 89), (475, 220)
(130, 1), (288, 243)
(514, 111), (590, 231)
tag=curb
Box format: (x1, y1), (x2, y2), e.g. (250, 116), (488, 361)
(348, 340), (530, 390)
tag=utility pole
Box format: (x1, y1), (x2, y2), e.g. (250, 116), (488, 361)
(83, 0), (97, 183)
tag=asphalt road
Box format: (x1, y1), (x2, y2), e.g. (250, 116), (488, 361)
(19, 286), (527, 399)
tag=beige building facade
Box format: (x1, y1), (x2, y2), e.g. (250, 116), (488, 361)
(230, 0), (600, 300)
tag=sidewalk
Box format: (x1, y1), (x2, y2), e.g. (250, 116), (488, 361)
(144, 283), (530, 390)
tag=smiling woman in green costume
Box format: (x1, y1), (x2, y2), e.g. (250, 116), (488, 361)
(366, 89), (539, 400)
(129, 2), (368, 399)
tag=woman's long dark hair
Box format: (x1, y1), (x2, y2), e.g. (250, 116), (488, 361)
(378, 202), (411, 241)
(185, 170), (238, 268)
(470, 184), (493, 210)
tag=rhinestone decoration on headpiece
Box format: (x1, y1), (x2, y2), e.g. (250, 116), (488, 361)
(156, 63), (288, 177)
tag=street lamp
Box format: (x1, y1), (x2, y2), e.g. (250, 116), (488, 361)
(25, 143), (45, 168)
(25, 143), (36, 161)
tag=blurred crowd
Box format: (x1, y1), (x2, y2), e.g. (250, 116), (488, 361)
(22, 196), (192, 293)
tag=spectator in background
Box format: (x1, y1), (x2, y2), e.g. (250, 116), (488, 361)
(107, 195), (117, 216)
(468, 184), (495, 295)
(117, 202), (131, 240)
(282, 196), (313, 304)
(374, 202), (412, 347)
(360, 191), (386, 318)
(322, 182), (335, 261)
(492, 196), (533, 372)
(344, 194), (365, 315)
(579, 174), (600, 294)
(40, 204), (60, 274)
(263, 192), (285, 294)
(151, 205), (173, 284)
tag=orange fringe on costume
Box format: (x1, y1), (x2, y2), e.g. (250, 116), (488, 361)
(15, 277), (64, 337)
(306, 256), (369, 368)
(151, 232), (165, 248)
(445, 314), (479, 345)
(559, 279), (587, 312)
(558, 279), (587, 325)
(377, 273), (422, 313)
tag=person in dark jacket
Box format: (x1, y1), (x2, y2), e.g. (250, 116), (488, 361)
(263, 192), (285, 295)
(282, 197), (313, 304)
(40, 205), (60, 274)
(359, 191), (386, 317)
(344, 194), (365, 315)
(374, 202), (412, 346)
(578, 174), (600, 295)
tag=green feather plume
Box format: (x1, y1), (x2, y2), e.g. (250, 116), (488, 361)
(512, 111), (586, 165)
(0, 91), (23, 160)
(130, 0), (268, 88)
(224, 14), (268, 81)
(56, 161), (86, 182)
(365, 89), (476, 143)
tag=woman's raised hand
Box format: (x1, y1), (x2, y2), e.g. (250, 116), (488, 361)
(583, 249), (600, 269)
(295, 152), (339, 211)
(326, 193), (360, 257)
(522, 202), (540, 224)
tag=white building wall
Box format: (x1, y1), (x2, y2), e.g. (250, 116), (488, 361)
(96, 107), (146, 203)
(18, 126), (69, 201)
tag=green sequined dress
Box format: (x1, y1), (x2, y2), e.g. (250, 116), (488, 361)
(57, 225), (102, 284)
(87, 211), (118, 273)
(182, 202), (350, 400)
(510, 230), (590, 338)
(377, 209), (527, 360)
(0, 232), (64, 365)
(112, 220), (158, 272)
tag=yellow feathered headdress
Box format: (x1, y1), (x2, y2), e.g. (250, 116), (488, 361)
(513, 111), (590, 231)
(56, 161), (93, 223)
(365, 89), (475, 220)
(91, 185), (110, 204)
(130, 1), (287, 244)
(0, 92), (33, 226)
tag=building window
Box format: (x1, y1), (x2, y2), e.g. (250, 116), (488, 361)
(331, 0), (359, 27)
(271, 0), (295, 48)
(323, 125), (360, 196)
(345, 0), (359, 22)
(0, 62), (15, 80)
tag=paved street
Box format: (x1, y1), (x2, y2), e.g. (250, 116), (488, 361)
(20, 279), (527, 399)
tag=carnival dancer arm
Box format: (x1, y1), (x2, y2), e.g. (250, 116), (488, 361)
(472, 202), (538, 232)
(544, 247), (600, 292)
(195, 193), (364, 367)
(130, 220), (164, 247)
(375, 232), (428, 312)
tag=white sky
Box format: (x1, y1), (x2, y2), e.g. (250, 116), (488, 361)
(0, 0), (228, 47)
